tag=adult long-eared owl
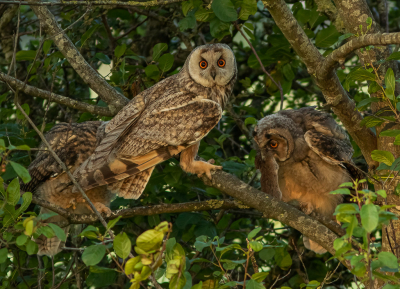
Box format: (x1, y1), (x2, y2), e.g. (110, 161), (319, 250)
(74, 43), (237, 197)
(253, 107), (361, 254)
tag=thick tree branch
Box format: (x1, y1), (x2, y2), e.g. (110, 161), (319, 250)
(31, 197), (242, 224)
(0, 72), (114, 116)
(27, 0), (129, 114)
(262, 0), (378, 168)
(320, 32), (400, 81)
(201, 170), (341, 255)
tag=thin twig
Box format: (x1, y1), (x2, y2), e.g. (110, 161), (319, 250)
(115, 17), (148, 40)
(234, 21), (284, 110)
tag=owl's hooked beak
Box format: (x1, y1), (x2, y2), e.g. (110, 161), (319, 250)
(210, 67), (217, 80)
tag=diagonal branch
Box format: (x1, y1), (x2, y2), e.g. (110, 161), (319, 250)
(201, 170), (343, 256)
(0, 72), (114, 116)
(262, 0), (378, 168)
(27, 0), (129, 114)
(31, 196), (241, 224)
(320, 32), (400, 81)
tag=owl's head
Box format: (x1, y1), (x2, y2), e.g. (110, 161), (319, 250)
(254, 114), (303, 162)
(185, 44), (236, 88)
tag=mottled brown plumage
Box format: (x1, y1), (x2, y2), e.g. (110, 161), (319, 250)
(254, 107), (362, 254)
(22, 121), (113, 255)
(74, 43), (237, 198)
(25, 44), (237, 255)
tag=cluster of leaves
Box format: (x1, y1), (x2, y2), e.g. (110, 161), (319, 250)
(331, 181), (399, 287)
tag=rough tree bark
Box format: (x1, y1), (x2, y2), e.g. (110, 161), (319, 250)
(333, 0), (400, 259)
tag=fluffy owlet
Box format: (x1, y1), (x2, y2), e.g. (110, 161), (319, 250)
(253, 107), (362, 254)
(74, 43), (237, 197)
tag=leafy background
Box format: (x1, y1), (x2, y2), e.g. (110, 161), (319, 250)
(0, 0), (400, 288)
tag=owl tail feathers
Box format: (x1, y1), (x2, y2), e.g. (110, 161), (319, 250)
(36, 225), (70, 256)
(108, 167), (155, 199)
(303, 236), (327, 254)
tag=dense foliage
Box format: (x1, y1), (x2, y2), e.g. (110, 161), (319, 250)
(0, 0), (400, 288)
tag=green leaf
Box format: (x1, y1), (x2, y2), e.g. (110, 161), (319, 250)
(179, 11), (197, 31)
(368, 81), (381, 94)
(376, 190), (387, 198)
(380, 130), (400, 137)
(158, 53), (174, 73)
(383, 285), (400, 289)
(356, 97), (380, 110)
(315, 25), (341, 48)
(274, 247), (292, 270)
(346, 68), (376, 82)
(145, 64), (160, 80)
(136, 229), (164, 252)
(152, 43), (168, 61)
(82, 244), (106, 266)
(360, 204), (379, 232)
(26, 240), (38, 255)
(387, 51), (400, 61)
(6, 178), (20, 206)
(330, 188), (351, 195)
(47, 223), (67, 242)
(113, 232), (131, 259)
(245, 117), (257, 125)
(107, 216), (122, 230)
(10, 161), (31, 184)
(43, 40), (53, 55)
(115, 44), (127, 58)
(211, 0), (237, 22)
(210, 18), (231, 40)
(81, 24), (100, 46)
(249, 241), (263, 252)
(371, 150), (395, 166)
(238, 0), (257, 20)
(170, 273), (186, 289)
(95, 53), (111, 65)
(282, 64), (295, 81)
(251, 272), (269, 282)
(259, 247), (275, 261)
(248, 227), (261, 239)
(125, 256), (141, 275)
(195, 7), (215, 22)
(245, 279), (265, 289)
(378, 252), (399, 269)
(16, 103), (30, 120)
(16, 234), (28, 246)
(15, 50), (37, 61)
(0, 248), (8, 264)
(385, 68), (395, 99)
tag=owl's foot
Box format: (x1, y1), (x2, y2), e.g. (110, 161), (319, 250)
(92, 202), (112, 217)
(299, 203), (314, 215)
(182, 160), (222, 179)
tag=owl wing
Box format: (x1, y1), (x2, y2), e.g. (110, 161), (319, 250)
(21, 122), (102, 193)
(75, 93), (222, 192)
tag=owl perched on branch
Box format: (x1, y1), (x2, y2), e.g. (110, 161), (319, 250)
(23, 43), (237, 255)
(253, 107), (362, 254)
(74, 43), (237, 197)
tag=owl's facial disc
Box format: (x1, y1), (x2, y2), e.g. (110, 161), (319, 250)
(188, 44), (236, 88)
(263, 133), (291, 161)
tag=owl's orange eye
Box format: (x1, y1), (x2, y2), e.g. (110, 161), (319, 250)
(217, 59), (226, 67)
(199, 60), (208, 69)
(269, 140), (278, 149)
